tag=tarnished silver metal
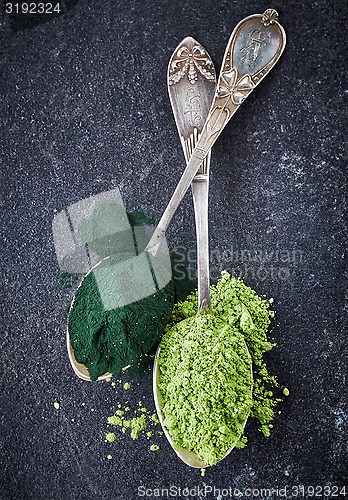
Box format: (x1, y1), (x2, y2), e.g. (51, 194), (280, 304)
(168, 36), (216, 310)
(261, 9), (279, 26)
(146, 10), (286, 256)
(153, 40), (216, 467)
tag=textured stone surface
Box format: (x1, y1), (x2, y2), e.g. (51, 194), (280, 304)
(1, 0), (347, 498)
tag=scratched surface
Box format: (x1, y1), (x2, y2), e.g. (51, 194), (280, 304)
(0, 0), (347, 498)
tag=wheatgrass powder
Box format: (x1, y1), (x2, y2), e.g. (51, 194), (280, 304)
(158, 271), (287, 465)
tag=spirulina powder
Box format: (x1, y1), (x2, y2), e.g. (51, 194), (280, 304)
(158, 271), (286, 465)
(68, 269), (174, 381)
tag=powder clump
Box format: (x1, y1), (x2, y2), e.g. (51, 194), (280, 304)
(105, 432), (116, 443)
(158, 271), (285, 465)
(158, 312), (253, 465)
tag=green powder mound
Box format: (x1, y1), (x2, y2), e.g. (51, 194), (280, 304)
(165, 271), (282, 437)
(158, 313), (253, 466)
(68, 263), (174, 381)
(65, 201), (195, 381)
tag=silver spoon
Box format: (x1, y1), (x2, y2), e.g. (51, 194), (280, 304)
(67, 38), (215, 381)
(153, 37), (217, 467)
(153, 9), (286, 466)
(146, 9), (286, 255)
(168, 36), (216, 309)
(153, 37), (251, 469)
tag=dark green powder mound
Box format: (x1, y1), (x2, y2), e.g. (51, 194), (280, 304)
(158, 313), (253, 465)
(67, 203), (196, 381)
(163, 271), (283, 441)
(68, 258), (174, 381)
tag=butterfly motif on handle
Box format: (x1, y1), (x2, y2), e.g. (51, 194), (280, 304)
(217, 68), (254, 106)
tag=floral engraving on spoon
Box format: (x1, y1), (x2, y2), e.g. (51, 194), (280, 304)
(216, 68), (254, 106)
(169, 45), (215, 85)
(195, 67), (255, 152)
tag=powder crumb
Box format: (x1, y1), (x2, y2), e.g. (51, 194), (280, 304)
(82, 403), (85, 406)
(149, 444), (159, 451)
(111, 382), (116, 387)
(147, 431), (153, 438)
(124, 383), (131, 390)
(105, 432), (116, 443)
(151, 413), (159, 424)
(115, 410), (124, 416)
(91, 408), (95, 412)
(107, 454), (112, 460)
(106, 377), (112, 383)
(283, 387), (290, 396)
(125, 407), (130, 412)
(108, 416), (123, 426)
(53, 402), (60, 410)
(261, 425), (271, 437)
(200, 468), (206, 477)
(108, 412), (147, 440)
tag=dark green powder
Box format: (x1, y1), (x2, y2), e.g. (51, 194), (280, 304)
(68, 264), (174, 381)
(67, 203), (197, 381)
(68, 204), (178, 381)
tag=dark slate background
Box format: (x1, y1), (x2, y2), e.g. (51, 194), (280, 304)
(1, 0), (347, 498)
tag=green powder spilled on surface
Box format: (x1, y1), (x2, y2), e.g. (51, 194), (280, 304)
(106, 402), (160, 443)
(105, 432), (116, 443)
(158, 271), (285, 465)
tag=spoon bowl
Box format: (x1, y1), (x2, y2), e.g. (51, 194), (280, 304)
(153, 314), (253, 467)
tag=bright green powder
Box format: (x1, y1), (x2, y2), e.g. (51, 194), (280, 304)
(107, 403), (160, 441)
(105, 432), (116, 443)
(159, 313), (253, 465)
(158, 271), (284, 465)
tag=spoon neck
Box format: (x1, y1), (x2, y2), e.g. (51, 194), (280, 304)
(191, 178), (211, 311)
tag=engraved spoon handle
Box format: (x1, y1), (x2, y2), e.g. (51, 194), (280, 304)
(167, 37), (217, 310)
(146, 10), (286, 256)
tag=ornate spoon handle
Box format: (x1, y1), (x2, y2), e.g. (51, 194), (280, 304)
(167, 37), (217, 310)
(146, 9), (286, 256)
